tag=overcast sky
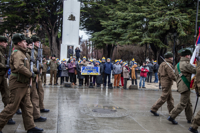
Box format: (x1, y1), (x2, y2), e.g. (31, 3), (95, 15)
(79, 30), (90, 40)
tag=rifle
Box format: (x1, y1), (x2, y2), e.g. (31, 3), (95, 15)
(39, 42), (43, 75)
(6, 40), (12, 78)
(160, 56), (175, 73)
(36, 43), (40, 89)
(7, 41), (12, 66)
(30, 42), (35, 88)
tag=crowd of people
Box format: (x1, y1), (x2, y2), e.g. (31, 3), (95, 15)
(43, 54), (160, 90)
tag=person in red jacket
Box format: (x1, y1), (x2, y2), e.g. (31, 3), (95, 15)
(139, 62), (149, 88)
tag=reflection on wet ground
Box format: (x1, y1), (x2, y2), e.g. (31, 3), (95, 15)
(1, 85), (199, 133)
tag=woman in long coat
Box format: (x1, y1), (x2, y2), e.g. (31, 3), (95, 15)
(60, 59), (69, 84)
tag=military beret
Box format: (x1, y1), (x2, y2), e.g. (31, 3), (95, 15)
(178, 48), (192, 56)
(52, 55), (56, 57)
(12, 33), (26, 45)
(43, 55), (46, 58)
(31, 35), (40, 42)
(26, 38), (33, 45)
(164, 52), (173, 58)
(0, 36), (8, 42)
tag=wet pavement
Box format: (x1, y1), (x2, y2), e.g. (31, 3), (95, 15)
(1, 84), (199, 133)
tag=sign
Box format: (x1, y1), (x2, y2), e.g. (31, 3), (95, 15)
(81, 66), (100, 75)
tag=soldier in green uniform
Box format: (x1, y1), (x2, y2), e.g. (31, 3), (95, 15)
(150, 52), (176, 116)
(168, 48), (195, 125)
(0, 33), (43, 133)
(26, 38), (47, 122)
(0, 36), (16, 125)
(48, 55), (59, 85)
(31, 36), (49, 113)
(188, 56), (200, 133)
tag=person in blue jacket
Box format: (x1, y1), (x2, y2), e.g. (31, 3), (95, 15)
(104, 58), (113, 87)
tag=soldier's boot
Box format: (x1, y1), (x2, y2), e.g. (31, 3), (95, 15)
(34, 116), (47, 122)
(188, 120), (192, 123)
(7, 119), (15, 125)
(150, 110), (159, 116)
(16, 109), (22, 115)
(167, 116), (178, 125)
(188, 127), (199, 133)
(27, 127), (43, 133)
(40, 109), (50, 113)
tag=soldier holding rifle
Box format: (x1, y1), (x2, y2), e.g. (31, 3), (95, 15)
(26, 37), (47, 122)
(150, 52), (176, 116)
(0, 36), (16, 124)
(31, 36), (49, 113)
(168, 49), (196, 125)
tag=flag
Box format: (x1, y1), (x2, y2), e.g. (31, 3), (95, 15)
(190, 27), (200, 89)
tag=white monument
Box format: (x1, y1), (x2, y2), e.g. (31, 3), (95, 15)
(60, 0), (80, 60)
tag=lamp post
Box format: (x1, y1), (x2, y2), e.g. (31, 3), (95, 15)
(173, 32), (177, 66)
(194, 0), (200, 51)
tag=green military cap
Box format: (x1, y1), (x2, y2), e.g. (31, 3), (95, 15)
(0, 35), (8, 42)
(31, 35), (40, 42)
(178, 48), (192, 56)
(52, 54), (56, 57)
(164, 52), (173, 58)
(12, 33), (26, 45)
(26, 38), (33, 45)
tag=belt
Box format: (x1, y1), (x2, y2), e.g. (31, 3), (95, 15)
(11, 72), (18, 77)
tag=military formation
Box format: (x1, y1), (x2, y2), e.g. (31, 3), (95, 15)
(150, 50), (200, 133)
(0, 34), (50, 133)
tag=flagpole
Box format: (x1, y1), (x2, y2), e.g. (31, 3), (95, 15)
(194, 0), (199, 51)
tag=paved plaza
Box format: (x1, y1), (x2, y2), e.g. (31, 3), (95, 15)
(1, 79), (199, 133)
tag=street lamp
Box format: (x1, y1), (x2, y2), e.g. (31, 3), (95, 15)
(173, 32), (177, 66)
(194, 0), (200, 51)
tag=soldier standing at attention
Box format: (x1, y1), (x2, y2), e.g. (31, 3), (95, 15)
(42, 56), (47, 86)
(189, 56), (200, 133)
(150, 52), (176, 116)
(0, 36), (15, 124)
(31, 36), (49, 113)
(48, 55), (59, 85)
(0, 33), (43, 133)
(168, 48), (196, 125)
(26, 38), (47, 122)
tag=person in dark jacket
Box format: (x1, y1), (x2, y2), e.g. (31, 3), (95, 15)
(153, 60), (159, 83)
(77, 60), (85, 86)
(60, 59), (69, 84)
(68, 46), (73, 58)
(75, 47), (81, 61)
(101, 57), (106, 84)
(56, 58), (61, 85)
(104, 58), (113, 87)
(120, 60), (124, 86)
(96, 60), (103, 87)
(146, 59), (154, 83)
